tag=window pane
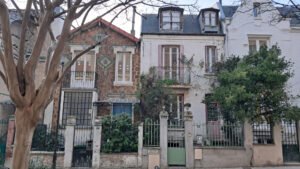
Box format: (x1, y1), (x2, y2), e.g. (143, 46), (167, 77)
(162, 11), (170, 17)
(171, 47), (178, 80)
(75, 53), (84, 80)
(164, 47), (170, 78)
(117, 53), (123, 81)
(249, 40), (257, 53)
(205, 13), (210, 25)
(172, 23), (180, 30)
(162, 22), (171, 30)
(259, 40), (267, 48)
(113, 103), (132, 117)
(125, 52), (131, 81)
(85, 53), (95, 80)
(211, 13), (216, 26)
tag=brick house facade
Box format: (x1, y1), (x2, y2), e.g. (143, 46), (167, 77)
(59, 17), (140, 125)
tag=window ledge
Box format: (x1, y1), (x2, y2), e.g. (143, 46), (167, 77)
(113, 81), (133, 86)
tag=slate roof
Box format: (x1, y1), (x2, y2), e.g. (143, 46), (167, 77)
(221, 5), (300, 27)
(222, 6), (238, 18)
(141, 14), (224, 35)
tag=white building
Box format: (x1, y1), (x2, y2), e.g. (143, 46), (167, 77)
(140, 6), (225, 124)
(219, 0), (300, 106)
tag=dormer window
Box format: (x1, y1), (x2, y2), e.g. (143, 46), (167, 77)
(159, 7), (184, 31)
(204, 11), (216, 26)
(161, 10), (181, 31)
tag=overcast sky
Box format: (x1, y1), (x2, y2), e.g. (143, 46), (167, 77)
(6, 0), (297, 37)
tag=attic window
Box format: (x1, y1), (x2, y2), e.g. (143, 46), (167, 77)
(204, 11), (216, 26)
(161, 10), (182, 31)
(253, 2), (261, 17)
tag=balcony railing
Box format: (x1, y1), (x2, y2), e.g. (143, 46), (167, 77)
(155, 66), (191, 85)
(62, 71), (96, 88)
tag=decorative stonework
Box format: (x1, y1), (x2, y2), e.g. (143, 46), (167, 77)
(99, 56), (113, 69)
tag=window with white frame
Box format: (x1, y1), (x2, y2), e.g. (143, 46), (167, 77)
(205, 46), (217, 73)
(204, 11), (216, 26)
(248, 37), (269, 53)
(162, 45), (180, 80)
(74, 51), (95, 80)
(114, 51), (132, 85)
(161, 10), (182, 31)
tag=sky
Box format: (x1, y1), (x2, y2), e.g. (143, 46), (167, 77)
(6, 0), (297, 37)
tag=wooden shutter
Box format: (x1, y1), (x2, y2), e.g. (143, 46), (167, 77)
(179, 45), (184, 83)
(158, 45), (163, 77)
(205, 46), (209, 72)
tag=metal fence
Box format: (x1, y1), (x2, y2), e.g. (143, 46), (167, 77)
(168, 119), (184, 129)
(31, 124), (65, 151)
(252, 122), (274, 144)
(143, 120), (160, 147)
(193, 122), (244, 147)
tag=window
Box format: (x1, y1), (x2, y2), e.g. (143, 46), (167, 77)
(253, 2), (261, 17)
(62, 91), (93, 126)
(204, 11), (216, 26)
(205, 94), (221, 122)
(112, 103), (132, 117)
(253, 122), (274, 144)
(161, 10), (181, 31)
(74, 51), (95, 80)
(162, 46), (180, 80)
(115, 52), (132, 84)
(166, 94), (184, 120)
(205, 46), (217, 73)
(248, 37), (269, 53)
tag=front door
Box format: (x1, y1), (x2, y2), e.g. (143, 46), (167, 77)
(282, 120), (300, 162)
(167, 119), (186, 166)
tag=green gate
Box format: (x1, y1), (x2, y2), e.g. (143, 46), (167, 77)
(282, 121), (300, 162)
(0, 119), (8, 166)
(167, 120), (185, 166)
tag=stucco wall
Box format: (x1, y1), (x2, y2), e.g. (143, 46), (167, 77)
(195, 148), (251, 168)
(99, 153), (140, 168)
(30, 151), (64, 168)
(141, 35), (225, 124)
(223, 0), (300, 106)
(252, 124), (283, 166)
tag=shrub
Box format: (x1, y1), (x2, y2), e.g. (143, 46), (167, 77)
(101, 115), (138, 153)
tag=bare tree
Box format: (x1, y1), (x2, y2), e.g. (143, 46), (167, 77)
(0, 0), (200, 168)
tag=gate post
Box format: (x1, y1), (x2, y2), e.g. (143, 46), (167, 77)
(92, 117), (102, 168)
(184, 108), (194, 169)
(159, 106), (168, 169)
(64, 116), (76, 168)
(138, 122), (143, 167)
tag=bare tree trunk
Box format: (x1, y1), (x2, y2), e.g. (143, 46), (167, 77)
(12, 108), (36, 169)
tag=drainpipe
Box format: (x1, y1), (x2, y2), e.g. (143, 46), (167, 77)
(131, 6), (136, 37)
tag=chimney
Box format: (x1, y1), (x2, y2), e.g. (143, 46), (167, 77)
(131, 6), (136, 37)
(219, 0), (222, 5)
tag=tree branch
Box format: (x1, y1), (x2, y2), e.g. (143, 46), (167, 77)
(0, 0), (24, 106)
(0, 70), (7, 88)
(17, 0), (33, 96)
(56, 36), (108, 84)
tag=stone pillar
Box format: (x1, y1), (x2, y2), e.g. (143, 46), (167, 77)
(138, 122), (143, 167)
(159, 107), (168, 169)
(64, 116), (76, 168)
(243, 120), (253, 166)
(184, 109), (194, 169)
(92, 117), (102, 168)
